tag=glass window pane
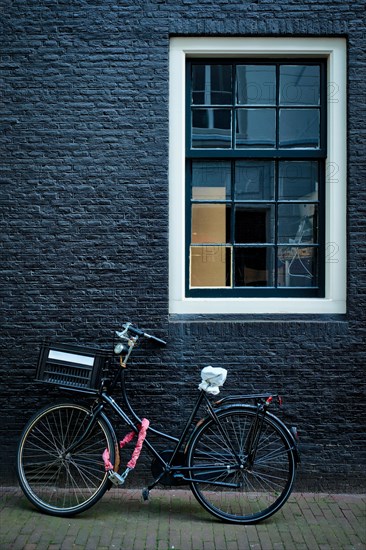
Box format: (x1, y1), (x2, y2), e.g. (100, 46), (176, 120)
(192, 161), (231, 200)
(191, 204), (231, 244)
(192, 65), (232, 105)
(235, 160), (275, 200)
(278, 204), (318, 244)
(236, 109), (276, 148)
(236, 65), (276, 105)
(279, 161), (318, 200)
(235, 205), (275, 243)
(190, 246), (231, 287)
(235, 247), (274, 287)
(192, 109), (232, 148)
(280, 65), (320, 106)
(278, 247), (318, 287)
(279, 109), (320, 148)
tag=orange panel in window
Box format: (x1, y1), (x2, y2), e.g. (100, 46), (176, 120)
(190, 246), (231, 287)
(191, 204), (228, 244)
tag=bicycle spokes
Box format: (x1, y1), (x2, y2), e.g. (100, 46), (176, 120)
(188, 407), (296, 523)
(17, 404), (115, 516)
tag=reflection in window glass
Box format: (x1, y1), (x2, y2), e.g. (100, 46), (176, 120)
(190, 246), (231, 287)
(235, 161), (275, 200)
(192, 161), (231, 200)
(278, 247), (317, 287)
(279, 109), (320, 148)
(280, 66), (320, 106)
(236, 65), (276, 105)
(192, 109), (231, 148)
(278, 204), (318, 244)
(235, 247), (274, 287)
(235, 205), (275, 243)
(236, 109), (276, 148)
(192, 65), (232, 105)
(279, 161), (318, 200)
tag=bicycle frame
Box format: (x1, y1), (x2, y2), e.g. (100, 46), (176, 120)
(59, 324), (298, 492)
(102, 386), (208, 487)
(64, 359), (282, 492)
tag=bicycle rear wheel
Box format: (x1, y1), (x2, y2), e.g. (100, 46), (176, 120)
(187, 406), (297, 524)
(17, 402), (116, 517)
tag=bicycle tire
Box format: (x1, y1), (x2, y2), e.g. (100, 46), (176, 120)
(187, 405), (297, 524)
(17, 402), (116, 517)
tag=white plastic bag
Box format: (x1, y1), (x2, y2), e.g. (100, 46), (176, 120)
(198, 366), (227, 395)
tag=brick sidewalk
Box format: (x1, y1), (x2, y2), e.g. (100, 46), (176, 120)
(0, 488), (365, 550)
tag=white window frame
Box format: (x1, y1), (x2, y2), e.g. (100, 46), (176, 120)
(169, 37), (347, 315)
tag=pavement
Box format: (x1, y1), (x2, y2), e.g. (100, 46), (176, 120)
(0, 487), (365, 550)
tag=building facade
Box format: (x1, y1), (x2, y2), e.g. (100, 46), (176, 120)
(1, 0), (365, 490)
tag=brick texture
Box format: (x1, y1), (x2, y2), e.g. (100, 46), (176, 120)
(1, 0), (365, 489)
(1, 489), (366, 548)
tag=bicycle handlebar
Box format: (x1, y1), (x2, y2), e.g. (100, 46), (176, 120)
(143, 332), (167, 346)
(118, 323), (167, 346)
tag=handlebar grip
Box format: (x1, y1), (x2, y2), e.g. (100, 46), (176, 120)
(125, 324), (144, 337)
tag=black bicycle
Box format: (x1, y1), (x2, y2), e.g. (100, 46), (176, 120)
(17, 323), (300, 524)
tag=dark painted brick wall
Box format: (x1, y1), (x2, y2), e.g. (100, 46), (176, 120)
(1, 0), (365, 490)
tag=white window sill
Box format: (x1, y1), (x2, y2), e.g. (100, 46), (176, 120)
(169, 297), (346, 315)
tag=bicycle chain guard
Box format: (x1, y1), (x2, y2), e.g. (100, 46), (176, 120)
(150, 450), (188, 486)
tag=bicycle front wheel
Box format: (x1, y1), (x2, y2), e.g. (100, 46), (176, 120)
(17, 402), (116, 517)
(187, 406), (297, 524)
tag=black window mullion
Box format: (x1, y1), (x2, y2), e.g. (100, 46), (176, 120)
(231, 159), (236, 288)
(274, 65), (280, 289)
(186, 62), (193, 154)
(232, 63), (236, 150)
(186, 159), (192, 295)
(231, 64), (235, 288)
(274, 160), (279, 288)
(318, 159), (326, 294)
(320, 61), (327, 156)
(276, 64), (280, 149)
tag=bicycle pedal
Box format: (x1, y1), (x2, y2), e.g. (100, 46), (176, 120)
(142, 487), (150, 501)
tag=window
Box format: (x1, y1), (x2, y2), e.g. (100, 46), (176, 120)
(169, 38), (346, 314)
(187, 61), (326, 298)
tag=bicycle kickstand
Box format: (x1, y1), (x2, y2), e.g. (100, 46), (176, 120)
(142, 470), (167, 501)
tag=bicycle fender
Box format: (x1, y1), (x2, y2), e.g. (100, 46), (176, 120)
(263, 409), (301, 464)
